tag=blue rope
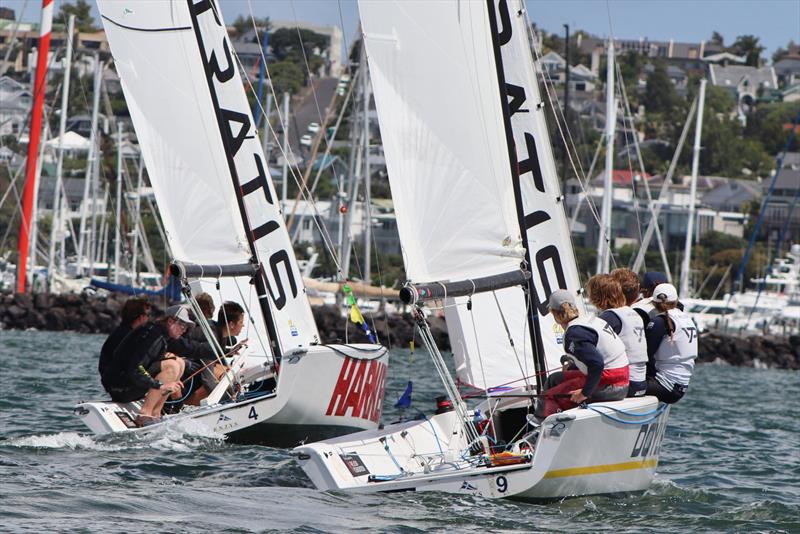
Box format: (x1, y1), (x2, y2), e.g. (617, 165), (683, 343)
(164, 377), (194, 404)
(381, 439), (405, 474)
(586, 402), (666, 417)
(584, 403), (668, 425)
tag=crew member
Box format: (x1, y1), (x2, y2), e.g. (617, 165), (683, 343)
(186, 292), (216, 343)
(101, 305), (197, 426)
(645, 283), (698, 404)
(98, 297), (151, 383)
(607, 269), (649, 397)
(632, 271), (668, 326)
(535, 289), (629, 419)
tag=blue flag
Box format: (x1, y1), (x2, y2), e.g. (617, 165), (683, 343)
(395, 381), (413, 409)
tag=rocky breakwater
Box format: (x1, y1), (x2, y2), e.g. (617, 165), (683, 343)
(313, 305), (450, 350)
(699, 332), (799, 370)
(0, 292), (131, 333)
(0, 293), (452, 348)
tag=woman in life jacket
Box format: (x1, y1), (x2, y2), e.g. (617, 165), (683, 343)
(603, 269), (650, 397)
(645, 283), (698, 404)
(534, 289), (630, 419)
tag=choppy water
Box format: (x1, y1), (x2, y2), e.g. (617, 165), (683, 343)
(1, 330), (798, 533)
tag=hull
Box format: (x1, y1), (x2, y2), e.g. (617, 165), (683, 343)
(74, 344), (390, 447)
(295, 395), (669, 500)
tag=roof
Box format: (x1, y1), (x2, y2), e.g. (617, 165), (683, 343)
(592, 169), (653, 186)
(702, 52), (746, 64)
(540, 51), (565, 66)
(701, 179), (761, 210)
(774, 57), (800, 74)
(709, 64), (778, 90)
(44, 131), (91, 151)
(767, 168), (800, 191)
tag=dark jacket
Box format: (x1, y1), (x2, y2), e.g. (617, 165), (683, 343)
(98, 324), (131, 376)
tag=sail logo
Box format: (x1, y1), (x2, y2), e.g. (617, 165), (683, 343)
(189, 0), (299, 314)
(326, 357), (388, 423)
(490, 0), (569, 318)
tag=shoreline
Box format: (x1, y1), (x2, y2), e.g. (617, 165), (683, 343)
(1, 292), (797, 370)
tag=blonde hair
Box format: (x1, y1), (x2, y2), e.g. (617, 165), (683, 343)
(586, 274), (626, 311)
(551, 302), (580, 323)
(610, 268), (640, 305)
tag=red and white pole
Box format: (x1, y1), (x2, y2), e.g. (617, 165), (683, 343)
(17, 0), (54, 293)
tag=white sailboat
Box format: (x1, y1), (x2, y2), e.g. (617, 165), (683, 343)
(296, 0), (669, 499)
(74, 0), (389, 446)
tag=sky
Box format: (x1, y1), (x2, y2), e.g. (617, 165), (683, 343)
(4, 0), (799, 58)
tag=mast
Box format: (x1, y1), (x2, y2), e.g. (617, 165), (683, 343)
(597, 37), (615, 275)
(113, 123), (123, 283)
(362, 56), (372, 285)
(77, 52), (102, 277)
(17, 0), (54, 293)
(131, 153), (144, 282)
(46, 14), (75, 291)
(680, 78), (707, 298)
(261, 92), (273, 159)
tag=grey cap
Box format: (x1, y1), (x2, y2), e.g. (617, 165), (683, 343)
(547, 289), (576, 310)
(165, 304), (196, 326)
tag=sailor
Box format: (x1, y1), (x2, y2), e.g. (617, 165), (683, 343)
(644, 283), (697, 403)
(632, 271), (668, 327)
(607, 269), (650, 397)
(185, 292), (216, 343)
(535, 289), (629, 419)
(98, 297), (151, 383)
(183, 301), (248, 405)
(101, 305), (198, 426)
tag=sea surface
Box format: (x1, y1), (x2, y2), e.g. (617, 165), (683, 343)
(0, 330), (798, 533)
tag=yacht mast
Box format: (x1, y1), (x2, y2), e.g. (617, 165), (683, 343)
(362, 56), (372, 285)
(680, 79), (707, 298)
(17, 0), (54, 292)
(280, 92), (290, 203)
(46, 14), (75, 291)
(113, 123), (123, 283)
(77, 52), (102, 277)
(596, 37), (615, 275)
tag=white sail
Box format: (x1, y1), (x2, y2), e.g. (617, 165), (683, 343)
(361, 0), (583, 388)
(97, 0), (319, 355)
(492, 0), (586, 376)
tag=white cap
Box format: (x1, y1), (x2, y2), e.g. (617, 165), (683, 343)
(164, 304), (196, 326)
(547, 289), (577, 310)
(652, 283), (678, 303)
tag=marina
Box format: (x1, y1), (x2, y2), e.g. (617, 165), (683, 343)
(0, 0), (799, 530)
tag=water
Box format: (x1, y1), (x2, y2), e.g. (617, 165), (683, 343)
(1, 330), (798, 533)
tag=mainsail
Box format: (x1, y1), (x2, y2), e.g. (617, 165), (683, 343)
(360, 0), (583, 389)
(97, 0), (319, 356)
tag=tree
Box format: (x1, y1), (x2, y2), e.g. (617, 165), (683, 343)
(268, 61), (304, 95)
(230, 15), (270, 39)
(710, 31), (724, 47)
(643, 62), (679, 114)
(730, 35), (765, 67)
(58, 0), (97, 32)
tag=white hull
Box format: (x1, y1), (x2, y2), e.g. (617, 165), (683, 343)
(75, 344), (390, 447)
(296, 395), (669, 500)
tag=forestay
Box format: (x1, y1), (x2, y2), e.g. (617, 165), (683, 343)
(360, 0), (583, 389)
(97, 0), (319, 356)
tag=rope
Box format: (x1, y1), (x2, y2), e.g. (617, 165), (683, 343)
(584, 402), (668, 425)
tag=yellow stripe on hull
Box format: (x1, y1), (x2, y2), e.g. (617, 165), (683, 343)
(543, 458), (658, 479)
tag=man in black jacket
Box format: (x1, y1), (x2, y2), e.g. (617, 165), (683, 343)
(98, 297), (151, 384)
(102, 305), (199, 425)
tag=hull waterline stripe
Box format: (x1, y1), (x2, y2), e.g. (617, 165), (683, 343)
(543, 458), (658, 479)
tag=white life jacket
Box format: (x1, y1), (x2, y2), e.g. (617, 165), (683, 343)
(653, 309), (698, 388)
(565, 315), (628, 374)
(632, 297), (657, 321)
(608, 306), (648, 382)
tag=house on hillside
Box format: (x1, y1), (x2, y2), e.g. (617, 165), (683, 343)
(762, 168), (800, 241)
(708, 64), (778, 102)
(0, 75), (31, 136)
(774, 49), (800, 88)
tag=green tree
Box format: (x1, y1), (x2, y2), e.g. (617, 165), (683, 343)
(710, 31), (724, 47)
(269, 61), (304, 95)
(643, 62), (679, 114)
(58, 0), (97, 32)
(730, 35), (765, 67)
